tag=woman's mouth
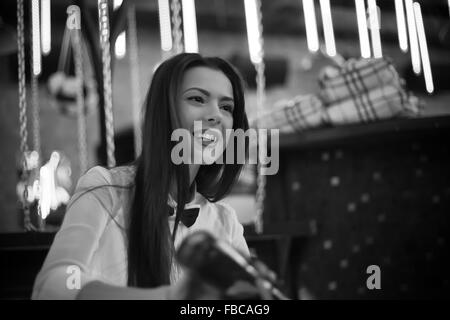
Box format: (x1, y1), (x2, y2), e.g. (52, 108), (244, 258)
(194, 128), (221, 147)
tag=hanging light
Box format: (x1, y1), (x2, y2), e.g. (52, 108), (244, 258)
(114, 0), (126, 59)
(182, 0), (199, 53)
(41, 0), (51, 55)
(244, 0), (263, 64)
(395, 0), (408, 52)
(414, 3), (434, 93)
(158, 0), (172, 53)
(405, 0), (421, 74)
(319, 0), (336, 57)
(368, 0), (382, 58)
(32, 0), (41, 75)
(302, 0), (320, 53)
(113, 0), (123, 9)
(115, 32), (126, 58)
(355, 0), (371, 58)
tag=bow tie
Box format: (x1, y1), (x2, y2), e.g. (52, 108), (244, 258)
(168, 206), (200, 228)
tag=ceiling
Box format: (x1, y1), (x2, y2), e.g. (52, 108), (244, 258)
(1, 0), (449, 49)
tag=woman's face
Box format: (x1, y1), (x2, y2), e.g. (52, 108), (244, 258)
(175, 66), (235, 164)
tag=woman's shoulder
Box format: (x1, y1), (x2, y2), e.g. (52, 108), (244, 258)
(77, 166), (110, 187)
(214, 200), (237, 216)
(201, 198), (249, 256)
(71, 165), (135, 209)
(68, 166), (135, 224)
(78, 165), (135, 189)
(109, 165), (136, 186)
(204, 198), (241, 229)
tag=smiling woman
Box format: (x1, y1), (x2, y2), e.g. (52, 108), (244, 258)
(176, 66), (235, 166)
(31, 53), (258, 300)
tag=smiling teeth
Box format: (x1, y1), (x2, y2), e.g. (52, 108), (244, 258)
(202, 133), (216, 142)
(196, 133), (217, 142)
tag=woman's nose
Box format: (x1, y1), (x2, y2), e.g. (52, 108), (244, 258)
(207, 114), (221, 125)
(206, 104), (222, 125)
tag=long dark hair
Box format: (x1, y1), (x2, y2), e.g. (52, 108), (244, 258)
(127, 53), (249, 288)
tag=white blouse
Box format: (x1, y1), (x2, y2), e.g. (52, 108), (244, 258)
(32, 166), (249, 300)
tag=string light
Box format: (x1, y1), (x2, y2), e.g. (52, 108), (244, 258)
(115, 32), (126, 58)
(114, 0), (126, 59)
(32, 0), (41, 75)
(405, 0), (421, 74)
(368, 0), (382, 58)
(41, 0), (51, 55)
(302, 0), (320, 52)
(414, 3), (434, 93)
(158, 0), (172, 53)
(182, 0), (199, 53)
(395, 0), (408, 52)
(319, 0), (336, 56)
(244, 0), (263, 64)
(355, 0), (371, 58)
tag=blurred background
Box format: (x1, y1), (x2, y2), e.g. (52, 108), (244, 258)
(0, 0), (449, 299)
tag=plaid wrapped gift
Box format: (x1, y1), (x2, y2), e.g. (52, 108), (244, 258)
(324, 84), (421, 125)
(252, 94), (325, 133)
(319, 58), (403, 105)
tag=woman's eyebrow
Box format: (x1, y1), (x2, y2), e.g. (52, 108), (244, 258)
(221, 96), (234, 103)
(183, 87), (234, 101)
(183, 87), (210, 95)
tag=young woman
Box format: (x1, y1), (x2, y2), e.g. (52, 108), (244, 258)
(32, 53), (252, 299)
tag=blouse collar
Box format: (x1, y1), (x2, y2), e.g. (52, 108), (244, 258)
(167, 182), (204, 210)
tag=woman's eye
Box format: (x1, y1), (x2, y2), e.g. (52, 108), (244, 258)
(221, 105), (234, 112)
(188, 96), (204, 103)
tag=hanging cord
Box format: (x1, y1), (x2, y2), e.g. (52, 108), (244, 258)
(98, 0), (116, 168)
(57, 26), (71, 73)
(30, 77), (41, 162)
(17, 0), (35, 231)
(127, 4), (142, 158)
(171, 0), (184, 54)
(30, 0), (46, 230)
(254, 0), (266, 234)
(30, 0), (41, 167)
(17, 0), (28, 159)
(68, 9), (88, 175)
(168, 0), (184, 244)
